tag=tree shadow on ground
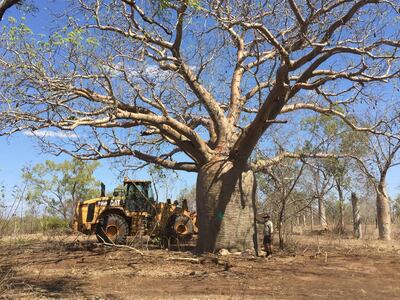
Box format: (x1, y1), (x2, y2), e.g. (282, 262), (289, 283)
(8, 275), (87, 298)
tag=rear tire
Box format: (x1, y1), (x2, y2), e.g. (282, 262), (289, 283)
(174, 215), (194, 242)
(96, 213), (129, 245)
(164, 215), (194, 244)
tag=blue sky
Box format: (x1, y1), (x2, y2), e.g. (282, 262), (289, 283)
(0, 2), (399, 205)
(0, 2), (196, 202)
(0, 132), (398, 202)
(0, 132), (197, 201)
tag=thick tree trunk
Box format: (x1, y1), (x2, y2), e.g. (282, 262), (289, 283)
(196, 159), (257, 253)
(376, 183), (391, 240)
(317, 196), (327, 229)
(351, 192), (362, 239)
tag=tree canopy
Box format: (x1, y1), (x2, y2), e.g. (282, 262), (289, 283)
(1, 0), (399, 171)
(23, 159), (100, 221)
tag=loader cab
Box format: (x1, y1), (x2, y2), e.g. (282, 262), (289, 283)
(112, 187), (125, 197)
(124, 180), (155, 213)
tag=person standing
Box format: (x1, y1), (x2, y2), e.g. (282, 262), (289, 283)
(262, 214), (274, 257)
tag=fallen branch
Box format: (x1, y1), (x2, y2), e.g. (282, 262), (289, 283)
(167, 256), (231, 270)
(101, 242), (145, 256)
(96, 235), (145, 256)
(167, 257), (200, 263)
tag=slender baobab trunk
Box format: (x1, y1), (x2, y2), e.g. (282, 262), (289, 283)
(317, 196), (327, 229)
(376, 182), (391, 240)
(196, 159), (257, 253)
(278, 196), (287, 249)
(351, 192), (362, 239)
(310, 205), (314, 231)
(337, 184), (345, 234)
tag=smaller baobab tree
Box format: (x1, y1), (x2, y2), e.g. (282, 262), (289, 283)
(356, 131), (400, 240)
(307, 161), (332, 230)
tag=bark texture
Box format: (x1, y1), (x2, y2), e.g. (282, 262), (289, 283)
(337, 184), (345, 233)
(376, 183), (391, 240)
(351, 192), (362, 239)
(317, 197), (327, 229)
(310, 206), (314, 230)
(196, 160), (257, 253)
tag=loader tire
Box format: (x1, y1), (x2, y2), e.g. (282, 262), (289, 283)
(96, 213), (129, 245)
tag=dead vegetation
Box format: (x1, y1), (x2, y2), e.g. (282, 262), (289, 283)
(0, 232), (399, 299)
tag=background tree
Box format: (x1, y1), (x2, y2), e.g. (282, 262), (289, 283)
(355, 133), (400, 240)
(148, 165), (179, 202)
(22, 159), (100, 223)
(393, 194), (400, 224)
(351, 192), (362, 239)
(324, 158), (350, 233)
(177, 184), (196, 211)
(1, 0), (400, 252)
(301, 110), (370, 232)
(307, 161), (333, 229)
(0, 183), (28, 236)
(259, 158), (306, 249)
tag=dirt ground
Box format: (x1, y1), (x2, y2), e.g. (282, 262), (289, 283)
(0, 233), (399, 300)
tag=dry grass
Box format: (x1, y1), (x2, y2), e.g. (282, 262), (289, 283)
(0, 229), (399, 299)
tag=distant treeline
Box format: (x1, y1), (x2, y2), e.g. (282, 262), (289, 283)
(0, 215), (69, 237)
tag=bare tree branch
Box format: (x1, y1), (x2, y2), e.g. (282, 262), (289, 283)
(0, 0), (20, 21)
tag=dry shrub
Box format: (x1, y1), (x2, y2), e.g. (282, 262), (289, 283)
(0, 265), (15, 294)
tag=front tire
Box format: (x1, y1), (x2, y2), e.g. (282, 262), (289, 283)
(96, 213), (129, 245)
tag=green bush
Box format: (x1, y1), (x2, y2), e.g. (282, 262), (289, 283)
(40, 216), (68, 231)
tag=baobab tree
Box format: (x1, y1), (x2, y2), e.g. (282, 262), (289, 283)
(308, 162), (332, 230)
(356, 131), (400, 240)
(1, 0), (400, 252)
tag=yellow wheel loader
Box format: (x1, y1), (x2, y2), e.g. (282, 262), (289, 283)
(72, 178), (197, 245)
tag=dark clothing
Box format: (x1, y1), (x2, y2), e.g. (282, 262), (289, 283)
(263, 234), (272, 244)
(263, 232), (273, 257)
